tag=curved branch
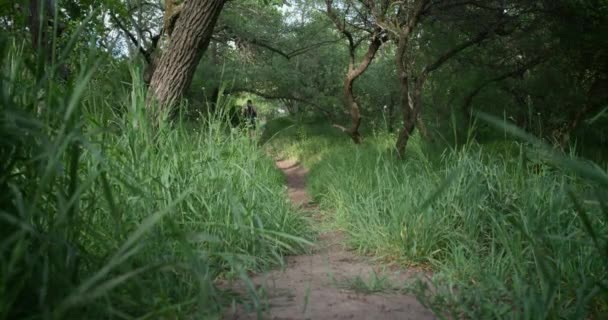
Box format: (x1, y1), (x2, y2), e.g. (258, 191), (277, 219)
(228, 87), (333, 119)
(463, 56), (545, 113)
(422, 30), (489, 77)
(214, 32), (341, 60)
(110, 14), (153, 64)
(326, 0), (356, 53)
(246, 38), (291, 59)
(230, 87), (310, 103)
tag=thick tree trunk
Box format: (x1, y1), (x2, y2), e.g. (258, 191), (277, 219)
(148, 0), (226, 119)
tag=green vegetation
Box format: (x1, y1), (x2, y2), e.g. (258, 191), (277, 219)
(338, 271), (398, 294)
(2, 0), (607, 319)
(0, 42), (310, 318)
(266, 120), (607, 319)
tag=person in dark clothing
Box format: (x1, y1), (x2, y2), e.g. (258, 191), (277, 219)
(244, 99), (257, 130)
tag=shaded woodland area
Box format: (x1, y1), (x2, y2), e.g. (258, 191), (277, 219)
(1, 0), (607, 319)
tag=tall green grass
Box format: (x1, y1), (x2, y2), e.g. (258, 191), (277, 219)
(0, 39), (310, 319)
(268, 118), (607, 319)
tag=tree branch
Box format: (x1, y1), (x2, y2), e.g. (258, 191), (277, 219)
(110, 14), (153, 64)
(422, 30), (489, 76)
(463, 56), (546, 113)
(227, 87), (332, 118)
(326, 0), (356, 52)
(229, 88), (302, 102)
(243, 38), (341, 60)
(349, 31), (384, 78)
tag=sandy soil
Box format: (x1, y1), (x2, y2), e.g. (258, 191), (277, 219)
(223, 159), (436, 320)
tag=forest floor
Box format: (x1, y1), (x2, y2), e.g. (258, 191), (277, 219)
(223, 159), (436, 320)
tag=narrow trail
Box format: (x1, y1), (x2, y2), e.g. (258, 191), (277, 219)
(225, 159), (435, 320)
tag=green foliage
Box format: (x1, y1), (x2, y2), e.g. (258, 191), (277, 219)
(0, 39), (310, 319)
(338, 270), (399, 295)
(263, 117), (351, 167)
(189, 0), (345, 119)
(273, 122), (608, 319)
(3, 0), (608, 318)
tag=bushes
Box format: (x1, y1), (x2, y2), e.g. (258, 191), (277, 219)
(0, 42), (310, 319)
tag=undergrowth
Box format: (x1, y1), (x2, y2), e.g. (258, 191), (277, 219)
(265, 117), (608, 319)
(0, 40), (310, 319)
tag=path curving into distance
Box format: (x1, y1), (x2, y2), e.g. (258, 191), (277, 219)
(224, 159), (436, 320)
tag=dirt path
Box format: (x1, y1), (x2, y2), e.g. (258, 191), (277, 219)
(224, 159), (435, 320)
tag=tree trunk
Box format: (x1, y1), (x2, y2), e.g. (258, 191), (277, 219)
(142, 34), (162, 85)
(326, 0), (386, 144)
(148, 0), (226, 120)
(395, 70), (414, 157)
(342, 35), (383, 143)
(395, 10), (489, 156)
(393, 0), (427, 157)
(343, 74), (363, 143)
(395, 63), (417, 156)
(396, 78), (424, 157)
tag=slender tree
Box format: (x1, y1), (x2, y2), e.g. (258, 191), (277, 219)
(326, 0), (388, 143)
(373, 0), (524, 156)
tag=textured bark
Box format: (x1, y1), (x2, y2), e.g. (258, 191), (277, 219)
(164, 0), (184, 37)
(148, 0), (226, 119)
(113, 0), (183, 84)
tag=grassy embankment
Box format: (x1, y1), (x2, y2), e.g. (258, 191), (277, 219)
(264, 116), (608, 319)
(0, 42), (311, 319)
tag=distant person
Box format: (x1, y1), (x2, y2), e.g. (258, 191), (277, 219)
(244, 99), (257, 130)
